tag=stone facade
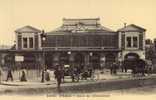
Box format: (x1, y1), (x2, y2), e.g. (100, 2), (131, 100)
(118, 24), (146, 61)
(0, 18), (146, 69)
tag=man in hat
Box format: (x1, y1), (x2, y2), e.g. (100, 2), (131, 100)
(54, 65), (63, 92)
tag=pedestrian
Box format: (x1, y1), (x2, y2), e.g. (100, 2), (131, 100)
(110, 63), (113, 75)
(70, 67), (75, 82)
(75, 66), (80, 82)
(20, 70), (27, 82)
(54, 65), (63, 92)
(112, 62), (118, 75)
(81, 67), (88, 80)
(60, 65), (65, 83)
(6, 68), (13, 82)
(90, 67), (95, 80)
(41, 70), (45, 83)
(45, 69), (50, 81)
(139, 59), (146, 76)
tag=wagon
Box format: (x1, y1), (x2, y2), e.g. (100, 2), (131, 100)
(63, 65), (80, 82)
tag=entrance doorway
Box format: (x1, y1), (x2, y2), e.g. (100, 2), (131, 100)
(90, 53), (100, 69)
(124, 53), (139, 60)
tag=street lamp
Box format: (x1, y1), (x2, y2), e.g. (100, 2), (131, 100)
(40, 30), (46, 83)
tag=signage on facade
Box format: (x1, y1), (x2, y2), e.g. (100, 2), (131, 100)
(15, 56), (24, 62)
(64, 64), (70, 68)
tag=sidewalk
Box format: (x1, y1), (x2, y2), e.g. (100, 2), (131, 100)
(0, 70), (129, 86)
(0, 70), (156, 95)
(1, 70), (156, 87)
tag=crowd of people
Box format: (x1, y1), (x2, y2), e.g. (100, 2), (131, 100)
(53, 64), (100, 92)
(0, 59), (154, 92)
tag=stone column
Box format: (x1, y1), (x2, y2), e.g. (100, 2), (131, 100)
(84, 53), (90, 67)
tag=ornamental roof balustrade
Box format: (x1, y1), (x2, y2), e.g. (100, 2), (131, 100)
(47, 18), (115, 34)
(62, 18), (100, 26)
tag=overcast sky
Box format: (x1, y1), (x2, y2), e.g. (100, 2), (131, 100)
(0, 0), (156, 45)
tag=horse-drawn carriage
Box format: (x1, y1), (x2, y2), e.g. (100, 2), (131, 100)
(122, 58), (152, 76)
(63, 65), (93, 82)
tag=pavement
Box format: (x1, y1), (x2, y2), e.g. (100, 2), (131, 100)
(0, 69), (156, 96)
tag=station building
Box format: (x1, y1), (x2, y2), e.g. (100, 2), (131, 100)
(0, 18), (146, 69)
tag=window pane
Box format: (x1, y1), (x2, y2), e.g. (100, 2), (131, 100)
(29, 37), (33, 48)
(79, 35), (87, 47)
(133, 37), (138, 47)
(127, 37), (131, 47)
(72, 35), (80, 47)
(23, 38), (28, 48)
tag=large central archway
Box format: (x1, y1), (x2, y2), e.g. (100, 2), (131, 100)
(124, 53), (140, 61)
(123, 53), (140, 70)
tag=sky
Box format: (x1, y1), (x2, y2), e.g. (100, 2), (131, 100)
(0, 0), (156, 46)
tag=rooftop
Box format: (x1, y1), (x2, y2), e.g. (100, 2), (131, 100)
(118, 24), (146, 32)
(15, 25), (41, 33)
(47, 18), (115, 34)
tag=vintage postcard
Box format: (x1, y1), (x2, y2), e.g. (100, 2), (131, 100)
(0, 0), (156, 99)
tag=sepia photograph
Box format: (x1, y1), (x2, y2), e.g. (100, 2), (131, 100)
(0, 0), (156, 99)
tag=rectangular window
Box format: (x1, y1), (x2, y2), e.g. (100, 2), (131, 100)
(126, 37), (131, 47)
(23, 38), (28, 48)
(133, 37), (138, 48)
(29, 37), (33, 48)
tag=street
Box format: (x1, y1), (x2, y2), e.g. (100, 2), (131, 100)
(0, 69), (156, 96)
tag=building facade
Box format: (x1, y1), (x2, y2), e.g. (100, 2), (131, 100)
(0, 18), (146, 69)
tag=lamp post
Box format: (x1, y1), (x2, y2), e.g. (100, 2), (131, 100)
(40, 30), (46, 83)
(41, 51), (45, 83)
